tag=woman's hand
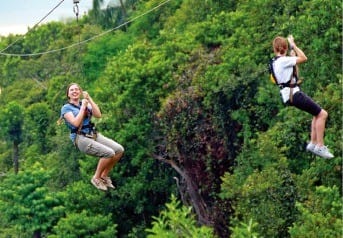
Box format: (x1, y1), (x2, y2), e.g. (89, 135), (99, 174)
(83, 91), (90, 100)
(287, 35), (295, 48)
(287, 35), (307, 64)
(82, 91), (102, 118)
(81, 98), (89, 107)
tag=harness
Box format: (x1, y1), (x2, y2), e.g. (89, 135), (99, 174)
(70, 123), (96, 134)
(68, 102), (97, 140)
(268, 56), (299, 103)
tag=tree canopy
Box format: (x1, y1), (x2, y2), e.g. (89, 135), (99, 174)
(0, 0), (341, 237)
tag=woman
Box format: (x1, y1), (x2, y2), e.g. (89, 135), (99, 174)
(61, 83), (124, 190)
(271, 35), (333, 159)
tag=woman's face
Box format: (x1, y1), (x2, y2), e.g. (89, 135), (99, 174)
(67, 84), (82, 100)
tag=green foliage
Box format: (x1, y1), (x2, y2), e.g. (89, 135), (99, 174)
(0, 101), (24, 144)
(86, 0), (139, 29)
(289, 0), (341, 90)
(0, 56), (21, 86)
(93, 38), (180, 235)
(221, 78), (341, 236)
(222, 158), (297, 237)
(46, 75), (72, 111)
(289, 186), (342, 238)
(146, 194), (216, 237)
(230, 219), (260, 238)
(50, 210), (117, 238)
(23, 22), (65, 54)
(0, 141), (11, 172)
(44, 137), (83, 187)
(128, 0), (181, 39)
(25, 102), (52, 152)
(0, 163), (64, 236)
(97, 40), (175, 127)
(82, 32), (134, 80)
(0, 0), (341, 237)
(0, 79), (46, 106)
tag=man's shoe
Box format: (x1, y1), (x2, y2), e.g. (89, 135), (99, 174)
(313, 145), (334, 159)
(101, 176), (115, 189)
(91, 177), (108, 191)
(306, 142), (316, 154)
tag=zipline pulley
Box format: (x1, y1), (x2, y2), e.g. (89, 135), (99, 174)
(73, 0), (80, 19)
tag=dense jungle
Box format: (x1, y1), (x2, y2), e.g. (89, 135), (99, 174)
(0, 0), (341, 237)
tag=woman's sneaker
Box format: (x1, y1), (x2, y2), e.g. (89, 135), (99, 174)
(306, 142), (316, 154)
(91, 177), (108, 191)
(101, 176), (115, 189)
(313, 145), (334, 159)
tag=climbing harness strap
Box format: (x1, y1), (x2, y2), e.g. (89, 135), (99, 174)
(74, 122), (97, 147)
(289, 69), (296, 104)
(70, 123), (95, 133)
(269, 57), (299, 104)
(68, 102), (98, 145)
(268, 56), (281, 84)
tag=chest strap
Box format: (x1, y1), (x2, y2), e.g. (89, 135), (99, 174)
(278, 81), (298, 89)
(70, 123), (94, 134)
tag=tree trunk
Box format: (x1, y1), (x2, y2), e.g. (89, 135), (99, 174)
(152, 154), (212, 226)
(33, 230), (41, 238)
(119, 0), (127, 18)
(119, 0), (127, 30)
(13, 141), (19, 174)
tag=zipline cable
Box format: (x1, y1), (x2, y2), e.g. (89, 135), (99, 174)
(73, 0), (83, 78)
(0, 0), (173, 57)
(0, 0), (65, 54)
